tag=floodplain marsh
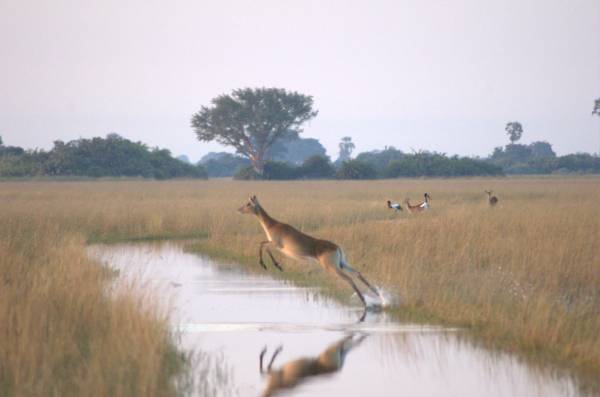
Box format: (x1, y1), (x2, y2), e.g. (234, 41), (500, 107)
(0, 176), (598, 394)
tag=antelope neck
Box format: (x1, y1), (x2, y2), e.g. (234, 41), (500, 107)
(256, 206), (277, 229)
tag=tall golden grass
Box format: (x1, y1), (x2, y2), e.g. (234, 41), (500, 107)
(0, 185), (186, 396)
(1, 177), (599, 392)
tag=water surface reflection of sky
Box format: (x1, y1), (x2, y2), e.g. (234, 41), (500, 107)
(90, 242), (581, 397)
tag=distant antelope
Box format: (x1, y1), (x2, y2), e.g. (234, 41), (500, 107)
(387, 200), (403, 212)
(485, 190), (498, 206)
(238, 196), (384, 308)
(259, 334), (366, 397)
(404, 193), (430, 213)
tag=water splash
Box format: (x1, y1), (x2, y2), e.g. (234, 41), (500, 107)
(361, 287), (398, 309)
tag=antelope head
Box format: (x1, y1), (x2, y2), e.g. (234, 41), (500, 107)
(238, 195), (261, 215)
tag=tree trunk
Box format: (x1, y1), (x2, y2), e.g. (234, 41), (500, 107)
(250, 152), (265, 175)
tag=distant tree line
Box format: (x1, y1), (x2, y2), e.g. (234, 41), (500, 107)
(191, 88), (600, 180)
(229, 149), (503, 180)
(2, 94), (598, 179)
(487, 121), (600, 174)
(0, 134), (207, 179)
(489, 143), (599, 174)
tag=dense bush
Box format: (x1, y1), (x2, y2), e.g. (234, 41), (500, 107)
(556, 153), (600, 173)
(335, 160), (377, 179)
(298, 155), (335, 179)
(0, 151), (48, 177)
(355, 147), (404, 173)
(0, 135), (207, 179)
(200, 152), (250, 177)
(234, 156), (336, 180)
(384, 153), (504, 177)
(263, 161), (299, 180)
(233, 166), (261, 180)
(489, 141), (599, 174)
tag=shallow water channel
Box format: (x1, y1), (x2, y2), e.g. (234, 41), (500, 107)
(90, 242), (583, 397)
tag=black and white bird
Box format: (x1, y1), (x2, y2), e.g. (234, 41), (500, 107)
(387, 200), (403, 212)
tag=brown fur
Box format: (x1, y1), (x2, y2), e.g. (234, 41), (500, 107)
(404, 193), (430, 214)
(485, 190), (499, 206)
(259, 335), (366, 397)
(239, 196), (382, 308)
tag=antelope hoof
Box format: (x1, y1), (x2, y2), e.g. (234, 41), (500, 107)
(259, 260), (267, 270)
(273, 262), (283, 272)
(358, 308), (367, 323)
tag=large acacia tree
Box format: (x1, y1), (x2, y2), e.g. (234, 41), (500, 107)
(191, 88), (318, 174)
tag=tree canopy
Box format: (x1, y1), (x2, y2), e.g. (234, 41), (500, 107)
(593, 98), (600, 116)
(200, 152), (250, 177)
(355, 146), (404, 171)
(299, 155), (335, 179)
(505, 122), (523, 143)
(335, 159), (377, 179)
(529, 141), (556, 159)
(337, 136), (355, 163)
(191, 88), (318, 174)
(267, 136), (327, 165)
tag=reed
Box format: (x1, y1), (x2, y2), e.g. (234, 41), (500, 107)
(0, 185), (186, 396)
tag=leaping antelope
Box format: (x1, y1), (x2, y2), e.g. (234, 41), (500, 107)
(485, 190), (498, 206)
(259, 334), (367, 397)
(238, 196), (384, 308)
(404, 193), (430, 213)
(387, 200), (403, 212)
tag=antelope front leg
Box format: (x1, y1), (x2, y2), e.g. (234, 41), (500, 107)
(259, 346), (267, 374)
(258, 241), (269, 270)
(266, 248), (283, 272)
(267, 346), (283, 372)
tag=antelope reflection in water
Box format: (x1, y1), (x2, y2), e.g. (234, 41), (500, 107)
(259, 333), (367, 397)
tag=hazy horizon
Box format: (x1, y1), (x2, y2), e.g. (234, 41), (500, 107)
(1, 0), (599, 161)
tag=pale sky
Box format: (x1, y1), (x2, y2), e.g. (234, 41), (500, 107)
(1, 0), (599, 161)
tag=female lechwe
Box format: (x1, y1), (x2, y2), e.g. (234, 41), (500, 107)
(238, 196), (384, 308)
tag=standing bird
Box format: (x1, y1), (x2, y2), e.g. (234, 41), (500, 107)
(238, 196), (384, 309)
(387, 200), (403, 212)
(485, 190), (498, 206)
(405, 193), (431, 213)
